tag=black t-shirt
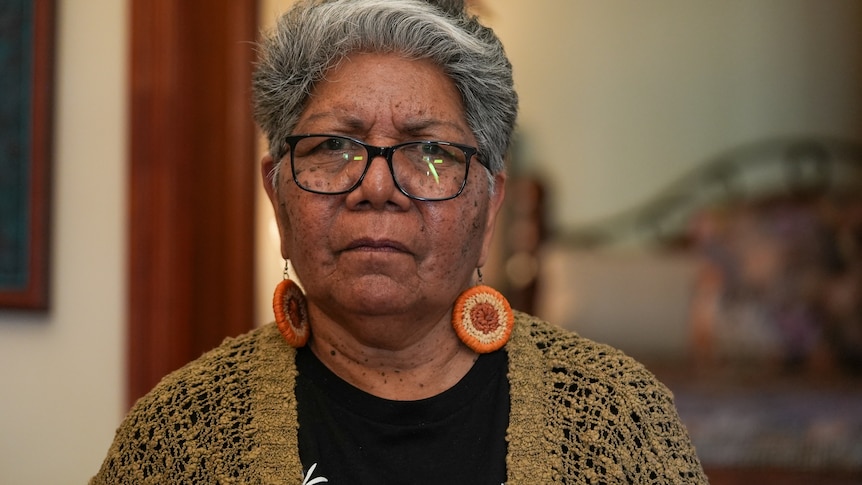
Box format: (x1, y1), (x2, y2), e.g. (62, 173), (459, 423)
(295, 346), (510, 484)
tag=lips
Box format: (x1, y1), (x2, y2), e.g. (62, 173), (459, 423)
(342, 237), (410, 253)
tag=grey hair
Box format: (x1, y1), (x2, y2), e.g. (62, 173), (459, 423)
(252, 0), (518, 183)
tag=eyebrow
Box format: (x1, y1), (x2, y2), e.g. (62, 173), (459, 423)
(400, 118), (468, 138)
(298, 111), (366, 132)
(298, 111), (471, 140)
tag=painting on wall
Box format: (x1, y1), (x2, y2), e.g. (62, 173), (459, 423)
(0, 0), (54, 309)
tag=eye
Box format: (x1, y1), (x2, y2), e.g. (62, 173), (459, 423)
(418, 143), (461, 163)
(321, 137), (347, 151)
(421, 143), (444, 155)
(292, 136), (364, 163)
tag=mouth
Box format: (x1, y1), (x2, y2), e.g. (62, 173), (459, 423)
(343, 238), (410, 253)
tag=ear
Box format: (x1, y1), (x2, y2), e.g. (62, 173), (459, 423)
(261, 154), (291, 259)
(477, 172), (507, 268)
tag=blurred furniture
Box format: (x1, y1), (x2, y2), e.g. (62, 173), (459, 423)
(496, 176), (548, 314)
(534, 136), (862, 480)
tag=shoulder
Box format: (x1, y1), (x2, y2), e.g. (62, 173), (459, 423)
(509, 311), (661, 390)
(139, 323), (290, 407)
(92, 324), (296, 483)
(506, 312), (706, 483)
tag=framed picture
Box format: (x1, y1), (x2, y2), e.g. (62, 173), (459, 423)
(0, 0), (54, 309)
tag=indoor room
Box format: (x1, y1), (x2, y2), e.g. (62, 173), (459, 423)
(1, 0), (860, 483)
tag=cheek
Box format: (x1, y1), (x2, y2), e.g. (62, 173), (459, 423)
(427, 197), (489, 267)
(462, 180), (491, 234)
(279, 190), (328, 258)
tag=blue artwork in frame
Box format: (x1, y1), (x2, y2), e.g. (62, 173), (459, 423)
(0, 0), (54, 309)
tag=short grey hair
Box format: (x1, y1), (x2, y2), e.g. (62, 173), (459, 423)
(252, 0), (518, 178)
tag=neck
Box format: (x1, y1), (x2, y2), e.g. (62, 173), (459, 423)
(306, 309), (478, 400)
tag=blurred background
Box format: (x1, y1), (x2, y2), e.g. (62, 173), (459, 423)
(0, 0), (860, 483)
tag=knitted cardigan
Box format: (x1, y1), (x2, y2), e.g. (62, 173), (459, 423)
(91, 312), (707, 484)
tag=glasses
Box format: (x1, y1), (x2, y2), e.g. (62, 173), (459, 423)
(283, 134), (485, 201)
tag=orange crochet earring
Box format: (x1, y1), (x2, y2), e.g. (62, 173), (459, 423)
(452, 268), (514, 353)
(273, 261), (310, 348)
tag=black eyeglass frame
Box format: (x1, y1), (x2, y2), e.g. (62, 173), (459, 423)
(282, 134), (488, 202)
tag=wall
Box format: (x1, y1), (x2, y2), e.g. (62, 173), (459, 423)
(486, 0), (862, 231)
(0, 0), (127, 483)
(256, 0), (296, 325)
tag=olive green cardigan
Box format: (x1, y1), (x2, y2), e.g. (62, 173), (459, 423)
(92, 312), (707, 484)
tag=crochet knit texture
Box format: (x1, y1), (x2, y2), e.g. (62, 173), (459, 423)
(92, 312), (707, 484)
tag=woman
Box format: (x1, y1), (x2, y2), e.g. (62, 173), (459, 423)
(92, 0), (707, 483)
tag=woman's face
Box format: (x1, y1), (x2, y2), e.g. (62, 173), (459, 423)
(265, 52), (506, 332)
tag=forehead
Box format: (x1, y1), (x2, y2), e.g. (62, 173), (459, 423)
(296, 52), (471, 140)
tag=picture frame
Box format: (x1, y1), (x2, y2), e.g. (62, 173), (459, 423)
(0, 0), (55, 309)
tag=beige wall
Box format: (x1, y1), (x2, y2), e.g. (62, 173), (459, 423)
(0, 0), (128, 483)
(487, 0), (862, 230)
(256, 0), (297, 326)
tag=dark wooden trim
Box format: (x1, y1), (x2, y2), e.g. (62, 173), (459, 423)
(128, 0), (258, 407)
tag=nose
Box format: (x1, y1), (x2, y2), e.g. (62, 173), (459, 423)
(346, 153), (410, 210)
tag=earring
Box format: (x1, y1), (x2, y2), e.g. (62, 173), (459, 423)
(452, 268), (514, 353)
(273, 261), (310, 348)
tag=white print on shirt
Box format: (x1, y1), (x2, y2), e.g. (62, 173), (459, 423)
(301, 462), (503, 484)
(301, 463), (329, 484)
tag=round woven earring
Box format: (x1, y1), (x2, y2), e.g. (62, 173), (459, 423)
(273, 261), (310, 348)
(452, 268), (514, 353)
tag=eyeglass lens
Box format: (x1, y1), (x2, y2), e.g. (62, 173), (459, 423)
(290, 135), (469, 200)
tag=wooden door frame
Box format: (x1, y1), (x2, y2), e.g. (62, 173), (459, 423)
(127, 0), (258, 407)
